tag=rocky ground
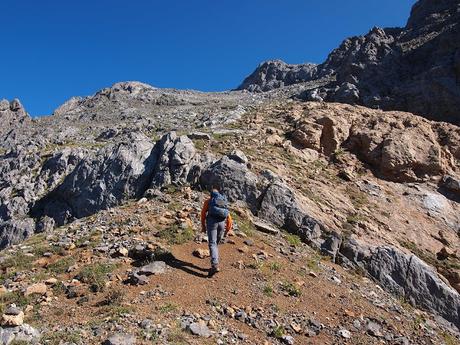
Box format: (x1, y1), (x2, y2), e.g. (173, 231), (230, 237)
(0, 187), (457, 345)
(0, 1), (460, 342)
(0, 89), (460, 343)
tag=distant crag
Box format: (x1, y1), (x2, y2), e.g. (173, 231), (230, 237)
(238, 0), (460, 125)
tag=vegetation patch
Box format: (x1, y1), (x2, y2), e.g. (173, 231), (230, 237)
(345, 185), (368, 209)
(280, 281), (302, 297)
(158, 224), (194, 245)
(76, 263), (117, 292)
(0, 252), (35, 272)
(47, 256), (76, 274)
(0, 291), (31, 314)
(272, 325), (285, 338)
(159, 302), (177, 313)
(231, 212), (255, 237)
(263, 284), (274, 297)
(269, 262), (282, 272)
(285, 232), (302, 247)
(40, 329), (81, 344)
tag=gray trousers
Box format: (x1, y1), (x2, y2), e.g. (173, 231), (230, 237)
(206, 217), (225, 267)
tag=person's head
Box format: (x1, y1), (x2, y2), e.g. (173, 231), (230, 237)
(211, 184), (220, 193)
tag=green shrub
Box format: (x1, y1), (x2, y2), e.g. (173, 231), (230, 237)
(47, 257), (76, 274)
(269, 262), (282, 272)
(273, 325), (285, 338)
(285, 233), (302, 247)
(76, 263), (116, 292)
(263, 284), (273, 297)
(158, 224), (194, 245)
(159, 302), (177, 313)
(281, 281), (302, 297)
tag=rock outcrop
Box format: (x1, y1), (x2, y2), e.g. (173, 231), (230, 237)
(238, 0), (460, 125)
(238, 60), (317, 92)
(200, 151), (259, 210)
(33, 132), (156, 224)
(285, 102), (459, 182)
(150, 132), (211, 189)
(0, 99), (30, 138)
(339, 239), (460, 328)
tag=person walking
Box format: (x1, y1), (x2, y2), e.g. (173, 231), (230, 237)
(200, 185), (232, 277)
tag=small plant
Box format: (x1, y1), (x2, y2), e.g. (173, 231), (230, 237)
(273, 325), (285, 338)
(345, 213), (366, 225)
(106, 305), (133, 318)
(231, 213), (255, 237)
(263, 284), (273, 297)
(247, 261), (262, 270)
(306, 252), (322, 272)
(281, 281), (302, 297)
(269, 262), (282, 272)
(285, 233), (302, 247)
(47, 256), (76, 274)
(192, 139), (207, 151)
(103, 288), (125, 306)
(10, 341), (31, 345)
(332, 148), (346, 159)
(41, 330), (82, 344)
(346, 186), (368, 209)
(76, 263), (116, 292)
(52, 281), (66, 296)
(441, 332), (458, 345)
(159, 302), (177, 314)
(167, 323), (187, 344)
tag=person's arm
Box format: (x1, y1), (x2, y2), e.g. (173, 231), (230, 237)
(225, 214), (233, 233)
(200, 199), (209, 232)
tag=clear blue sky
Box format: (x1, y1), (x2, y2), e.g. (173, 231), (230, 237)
(0, 0), (415, 116)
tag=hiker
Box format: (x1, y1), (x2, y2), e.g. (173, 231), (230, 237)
(201, 185), (232, 276)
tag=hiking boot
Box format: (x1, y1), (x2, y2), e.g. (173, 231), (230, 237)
(208, 265), (220, 277)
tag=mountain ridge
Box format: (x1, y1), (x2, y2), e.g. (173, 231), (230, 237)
(238, 0), (460, 125)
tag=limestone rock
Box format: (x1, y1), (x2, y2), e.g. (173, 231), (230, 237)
(103, 333), (136, 345)
(200, 154), (259, 211)
(193, 248), (210, 259)
(2, 311), (24, 327)
(138, 261), (166, 276)
(24, 283), (47, 297)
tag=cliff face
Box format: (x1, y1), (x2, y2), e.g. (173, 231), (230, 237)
(0, 99), (30, 138)
(238, 0), (460, 125)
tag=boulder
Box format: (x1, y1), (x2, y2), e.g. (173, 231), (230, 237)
(258, 181), (323, 247)
(150, 132), (206, 188)
(193, 248), (210, 259)
(0, 218), (35, 249)
(1, 311), (24, 327)
(138, 261), (166, 276)
(440, 175), (460, 195)
(35, 216), (55, 233)
(0, 323), (40, 344)
(24, 283), (47, 297)
(188, 321), (212, 338)
(103, 333), (137, 345)
(200, 154), (259, 210)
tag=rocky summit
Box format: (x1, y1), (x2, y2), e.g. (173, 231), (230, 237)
(0, 0), (460, 344)
(238, 0), (460, 125)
